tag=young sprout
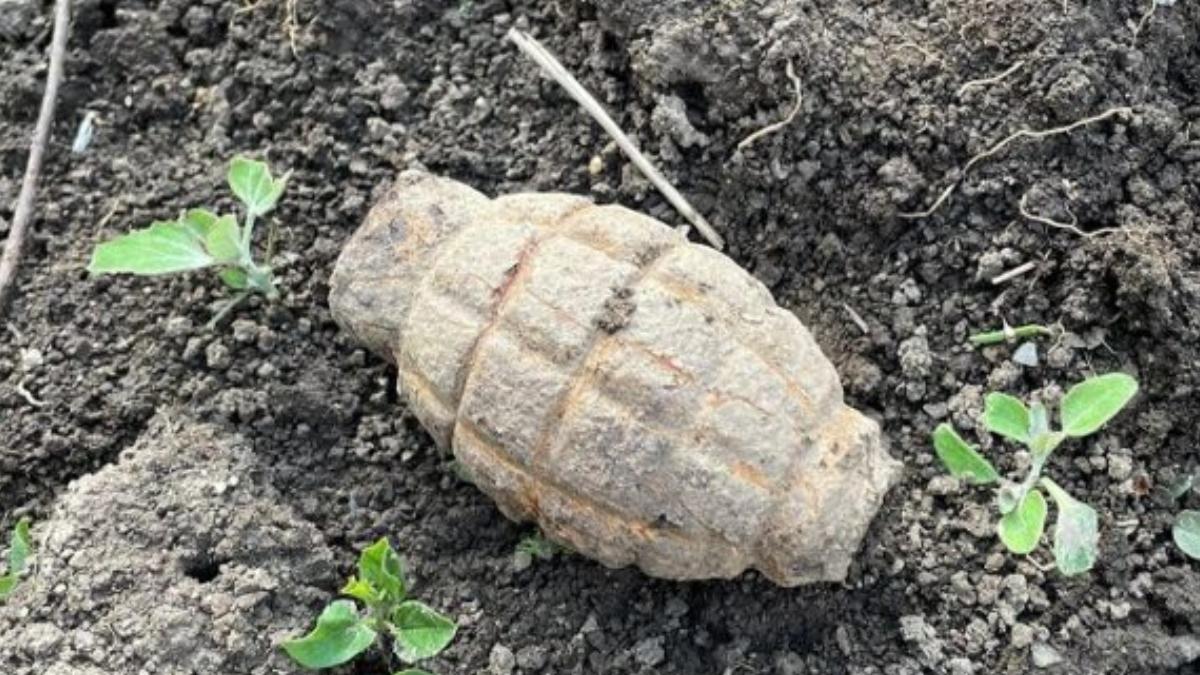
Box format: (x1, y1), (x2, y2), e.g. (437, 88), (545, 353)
(1174, 511), (1200, 560)
(968, 322), (1056, 346)
(515, 531), (565, 565)
(932, 373), (1138, 575)
(0, 517), (33, 601)
(89, 156), (289, 322)
(283, 538), (457, 674)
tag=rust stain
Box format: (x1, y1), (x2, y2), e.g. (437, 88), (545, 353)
(729, 460), (772, 491)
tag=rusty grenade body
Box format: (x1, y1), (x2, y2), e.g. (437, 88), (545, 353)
(330, 171), (901, 586)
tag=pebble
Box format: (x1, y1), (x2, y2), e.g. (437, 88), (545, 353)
(632, 636), (666, 667)
(231, 319), (257, 344)
(1108, 454), (1134, 481)
(516, 644), (547, 670)
(1031, 643), (1064, 668)
(205, 342), (232, 371)
(488, 643), (516, 675)
(19, 347), (43, 371)
(1011, 623), (1034, 648)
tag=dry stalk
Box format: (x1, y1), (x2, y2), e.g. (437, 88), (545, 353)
(900, 106), (1134, 219)
(957, 60), (1025, 98)
(842, 303), (870, 335)
(0, 0), (71, 318)
(506, 28), (724, 250)
(737, 59), (803, 151)
(990, 260), (1037, 285)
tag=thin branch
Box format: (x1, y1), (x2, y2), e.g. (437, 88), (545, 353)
(1018, 192), (1122, 238)
(957, 60), (1025, 98)
(737, 59), (803, 151)
(506, 28), (725, 250)
(900, 106), (1133, 219)
(0, 0), (72, 317)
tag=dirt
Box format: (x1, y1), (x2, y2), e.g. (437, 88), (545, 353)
(0, 0), (1197, 673)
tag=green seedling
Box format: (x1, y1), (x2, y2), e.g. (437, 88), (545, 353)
(0, 517), (33, 601)
(932, 373), (1138, 575)
(1174, 511), (1200, 560)
(968, 322), (1056, 346)
(515, 532), (564, 562)
(1167, 475), (1200, 561)
(89, 156), (289, 321)
(283, 538), (456, 674)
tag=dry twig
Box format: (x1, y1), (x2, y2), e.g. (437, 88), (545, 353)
(0, 0), (71, 318)
(900, 106), (1133, 219)
(737, 60), (803, 151)
(990, 260), (1037, 285)
(506, 28), (725, 250)
(842, 303), (870, 335)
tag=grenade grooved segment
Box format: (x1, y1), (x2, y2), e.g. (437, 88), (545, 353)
(330, 171), (903, 586)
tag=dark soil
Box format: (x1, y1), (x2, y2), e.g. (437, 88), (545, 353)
(1, 0), (1198, 673)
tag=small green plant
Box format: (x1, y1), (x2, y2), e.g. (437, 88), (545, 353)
(0, 517), (33, 601)
(283, 538), (456, 674)
(968, 322), (1056, 346)
(515, 532), (563, 562)
(89, 156), (288, 317)
(1167, 475), (1200, 561)
(933, 373), (1138, 575)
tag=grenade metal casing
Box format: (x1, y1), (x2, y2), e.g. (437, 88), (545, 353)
(330, 171), (901, 586)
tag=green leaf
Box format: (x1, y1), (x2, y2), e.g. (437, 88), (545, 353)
(0, 574), (16, 601)
(997, 488), (1047, 555)
(391, 600), (457, 664)
(1041, 478), (1099, 576)
(8, 518), (31, 576)
(1029, 431), (1066, 459)
(358, 538), (406, 604)
(282, 600), (377, 669)
(1060, 373), (1138, 438)
(202, 215), (243, 262)
(1172, 510), (1200, 560)
(932, 424), (999, 484)
(228, 156), (288, 217)
(983, 393), (1031, 444)
(1028, 402), (1050, 438)
(341, 576), (379, 605)
(219, 267), (249, 290)
(180, 208), (220, 238)
(89, 220), (215, 275)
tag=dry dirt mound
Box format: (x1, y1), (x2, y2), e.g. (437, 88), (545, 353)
(0, 415), (336, 675)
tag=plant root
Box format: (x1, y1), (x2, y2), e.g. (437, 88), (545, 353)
(506, 28), (724, 250)
(237, 0), (302, 56)
(957, 60), (1025, 98)
(1131, 0), (1157, 47)
(1018, 192), (1122, 239)
(737, 59), (803, 152)
(900, 106), (1134, 219)
(14, 380), (46, 408)
(0, 0), (71, 318)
